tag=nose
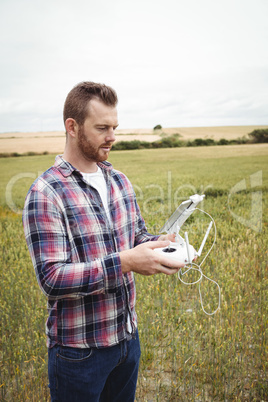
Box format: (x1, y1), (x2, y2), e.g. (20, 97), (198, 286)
(105, 127), (116, 143)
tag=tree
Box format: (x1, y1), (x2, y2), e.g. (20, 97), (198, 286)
(248, 129), (268, 143)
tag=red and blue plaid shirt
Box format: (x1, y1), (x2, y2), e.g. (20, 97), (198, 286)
(23, 155), (158, 348)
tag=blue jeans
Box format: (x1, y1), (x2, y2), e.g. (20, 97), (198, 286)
(48, 331), (141, 401)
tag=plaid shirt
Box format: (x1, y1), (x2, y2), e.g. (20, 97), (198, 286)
(23, 155), (158, 348)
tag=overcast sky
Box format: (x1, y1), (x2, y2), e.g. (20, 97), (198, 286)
(0, 0), (267, 132)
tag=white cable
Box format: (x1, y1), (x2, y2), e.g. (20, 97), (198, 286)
(177, 208), (221, 316)
(195, 208), (217, 267)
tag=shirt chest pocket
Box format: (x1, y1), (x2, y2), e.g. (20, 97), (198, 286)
(64, 205), (113, 262)
(64, 203), (107, 239)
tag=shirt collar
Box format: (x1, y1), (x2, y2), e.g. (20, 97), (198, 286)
(54, 155), (113, 177)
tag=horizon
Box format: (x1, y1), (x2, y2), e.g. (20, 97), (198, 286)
(1, 123), (268, 135)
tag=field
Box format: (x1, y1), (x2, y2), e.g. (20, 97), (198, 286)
(0, 144), (267, 401)
(1, 125), (267, 154)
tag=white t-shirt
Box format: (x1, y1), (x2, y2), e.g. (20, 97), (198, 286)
(81, 167), (112, 225)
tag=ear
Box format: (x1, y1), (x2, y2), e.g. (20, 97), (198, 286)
(65, 118), (79, 139)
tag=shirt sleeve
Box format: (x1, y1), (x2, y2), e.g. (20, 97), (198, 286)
(22, 188), (123, 300)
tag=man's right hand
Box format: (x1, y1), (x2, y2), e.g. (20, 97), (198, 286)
(120, 240), (185, 276)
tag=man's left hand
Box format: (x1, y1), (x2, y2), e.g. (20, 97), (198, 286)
(158, 233), (176, 242)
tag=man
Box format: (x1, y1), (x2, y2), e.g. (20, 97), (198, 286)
(22, 82), (183, 401)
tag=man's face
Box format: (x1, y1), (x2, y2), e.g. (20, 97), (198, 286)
(77, 99), (118, 164)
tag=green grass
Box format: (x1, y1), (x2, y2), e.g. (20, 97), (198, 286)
(0, 145), (267, 401)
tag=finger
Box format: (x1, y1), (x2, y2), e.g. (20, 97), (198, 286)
(146, 240), (171, 249)
(157, 264), (181, 275)
(158, 233), (176, 242)
(162, 233), (176, 242)
(157, 254), (185, 269)
(166, 233), (176, 242)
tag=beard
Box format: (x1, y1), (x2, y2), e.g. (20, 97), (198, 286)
(77, 125), (112, 163)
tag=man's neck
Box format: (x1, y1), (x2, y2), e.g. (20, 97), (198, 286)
(62, 149), (98, 173)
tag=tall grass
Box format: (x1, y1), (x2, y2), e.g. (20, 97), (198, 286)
(0, 146), (267, 401)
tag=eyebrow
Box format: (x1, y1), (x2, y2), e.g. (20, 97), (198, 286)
(96, 124), (119, 129)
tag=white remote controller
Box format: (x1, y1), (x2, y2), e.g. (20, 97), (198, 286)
(154, 234), (196, 265)
(154, 194), (207, 266)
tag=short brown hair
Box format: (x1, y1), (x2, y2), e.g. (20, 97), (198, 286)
(63, 81), (118, 126)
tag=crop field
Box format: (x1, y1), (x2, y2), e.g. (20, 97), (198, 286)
(0, 144), (267, 401)
(1, 125), (267, 154)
